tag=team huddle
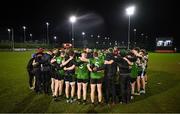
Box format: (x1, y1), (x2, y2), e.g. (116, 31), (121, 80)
(27, 47), (148, 105)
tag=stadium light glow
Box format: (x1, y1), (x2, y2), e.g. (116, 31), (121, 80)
(22, 26), (26, 30)
(126, 6), (135, 16)
(69, 16), (77, 23)
(46, 22), (49, 26)
(54, 36), (57, 40)
(7, 28), (11, 32)
(82, 32), (85, 35)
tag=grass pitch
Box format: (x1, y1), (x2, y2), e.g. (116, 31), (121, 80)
(0, 51), (180, 113)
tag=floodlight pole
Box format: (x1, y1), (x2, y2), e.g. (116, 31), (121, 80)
(69, 16), (77, 48)
(22, 26), (26, 43)
(12, 28), (14, 51)
(82, 32), (85, 48)
(71, 23), (74, 48)
(133, 28), (136, 47)
(126, 6), (135, 49)
(8, 29), (11, 41)
(127, 15), (131, 50)
(46, 22), (50, 45)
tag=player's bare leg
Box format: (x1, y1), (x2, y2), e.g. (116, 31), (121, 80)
(65, 82), (70, 103)
(70, 82), (76, 103)
(135, 76), (140, 95)
(97, 84), (102, 103)
(90, 84), (96, 104)
(77, 82), (82, 100)
(51, 78), (55, 96)
(58, 80), (64, 96)
(83, 83), (88, 101)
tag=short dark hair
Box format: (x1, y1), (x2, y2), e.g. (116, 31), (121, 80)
(60, 51), (65, 54)
(82, 51), (87, 54)
(68, 49), (74, 56)
(133, 47), (140, 53)
(140, 49), (146, 54)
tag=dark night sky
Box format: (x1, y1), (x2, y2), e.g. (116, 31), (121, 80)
(0, 0), (179, 48)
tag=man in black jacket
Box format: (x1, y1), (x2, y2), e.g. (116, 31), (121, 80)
(104, 48), (117, 104)
(32, 52), (44, 93)
(115, 49), (132, 104)
(41, 50), (53, 94)
(27, 57), (35, 89)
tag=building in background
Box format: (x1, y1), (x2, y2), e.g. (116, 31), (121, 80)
(156, 37), (175, 53)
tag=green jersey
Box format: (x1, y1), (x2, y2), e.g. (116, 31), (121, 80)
(55, 56), (64, 76)
(130, 63), (138, 78)
(76, 62), (89, 79)
(89, 57), (104, 79)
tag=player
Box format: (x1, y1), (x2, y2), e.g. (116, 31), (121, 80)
(64, 49), (76, 103)
(76, 51), (89, 104)
(87, 51), (104, 105)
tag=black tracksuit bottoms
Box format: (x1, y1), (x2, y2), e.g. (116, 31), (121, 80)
(34, 69), (43, 93)
(120, 74), (131, 103)
(104, 76), (116, 103)
(42, 71), (51, 93)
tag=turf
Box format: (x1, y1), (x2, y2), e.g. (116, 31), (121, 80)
(0, 51), (180, 113)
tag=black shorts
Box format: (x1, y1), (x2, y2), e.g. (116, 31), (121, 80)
(77, 79), (89, 83)
(54, 73), (64, 80)
(51, 71), (56, 78)
(90, 78), (103, 84)
(64, 75), (75, 82)
(130, 77), (136, 83)
(144, 71), (147, 76)
(138, 71), (146, 76)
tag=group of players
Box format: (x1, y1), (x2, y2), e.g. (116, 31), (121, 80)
(27, 47), (148, 105)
